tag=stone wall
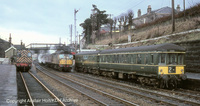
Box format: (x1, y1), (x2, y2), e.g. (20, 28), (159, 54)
(176, 40), (200, 73)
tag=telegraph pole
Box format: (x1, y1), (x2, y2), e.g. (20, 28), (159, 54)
(172, 0), (175, 32)
(74, 9), (79, 51)
(79, 34), (81, 52)
(69, 24), (73, 44)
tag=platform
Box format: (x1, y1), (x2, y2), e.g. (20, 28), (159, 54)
(186, 72), (200, 80)
(0, 65), (17, 105)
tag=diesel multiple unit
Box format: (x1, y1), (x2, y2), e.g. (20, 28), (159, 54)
(75, 43), (187, 89)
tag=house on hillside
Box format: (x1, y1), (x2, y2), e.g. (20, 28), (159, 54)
(133, 5), (181, 26)
(100, 24), (110, 34)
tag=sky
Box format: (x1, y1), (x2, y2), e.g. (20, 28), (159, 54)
(0, 0), (199, 46)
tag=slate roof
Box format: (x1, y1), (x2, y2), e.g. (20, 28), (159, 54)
(137, 6), (178, 19)
(153, 6), (173, 14)
(13, 45), (26, 50)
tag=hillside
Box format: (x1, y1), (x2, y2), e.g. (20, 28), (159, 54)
(87, 3), (200, 50)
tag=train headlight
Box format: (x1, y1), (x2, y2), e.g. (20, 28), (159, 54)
(159, 69), (163, 74)
(181, 69), (184, 74)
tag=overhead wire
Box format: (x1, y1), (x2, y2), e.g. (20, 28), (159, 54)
(112, 0), (146, 17)
(110, 0), (142, 17)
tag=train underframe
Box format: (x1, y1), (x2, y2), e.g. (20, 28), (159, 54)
(76, 67), (187, 89)
(45, 63), (72, 72)
(16, 63), (32, 72)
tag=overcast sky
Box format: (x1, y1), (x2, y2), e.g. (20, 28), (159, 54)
(0, 0), (199, 46)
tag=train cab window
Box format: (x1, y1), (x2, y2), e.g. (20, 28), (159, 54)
(113, 55), (115, 63)
(168, 54), (177, 65)
(27, 53), (31, 57)
(59, 54), (64, 59)
(17, 53), (21, 57)
(159, 54), (166, 65)
(178, 54), (184, 65)
(68, 54), (73, 59)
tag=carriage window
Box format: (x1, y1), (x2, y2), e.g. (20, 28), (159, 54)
(116, 55), (119, 63)
(137, 54), (141, 64)
(127, 54), (131, 63)
(131, 54), (134, 64)
(144, 54), (148, 64)
(151, 54), (154, 64)
(107, 56), (109, 63)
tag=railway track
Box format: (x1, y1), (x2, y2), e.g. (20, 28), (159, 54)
(18, 71), (65, 106)
(36, 64), (139, 106)
(41, 63), (200, 106)
(69, 72), (200, 106)
(17, 72), (31, 106)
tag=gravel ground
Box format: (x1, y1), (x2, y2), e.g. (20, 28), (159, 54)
(35, 70), (99, 106)
(57, 72), (156, 106)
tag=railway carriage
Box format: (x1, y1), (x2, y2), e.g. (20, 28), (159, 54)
(75, 51), (100, 73)
(15, 50), (32, 71)
(75, 43), (187, 89)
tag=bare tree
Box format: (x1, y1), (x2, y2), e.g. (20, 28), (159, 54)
(108, 18), (114, 38)
(113, 17), (117, 33)
(121, 13), (128, 31)
(118, 15), (123, 33)
(127, 9), (134, 29)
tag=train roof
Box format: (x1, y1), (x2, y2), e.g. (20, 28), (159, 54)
(75, 51), (100, 55)
(75, 43), (185, 55)
(100, 43), (185, 54)
(52, 50), (72, 54)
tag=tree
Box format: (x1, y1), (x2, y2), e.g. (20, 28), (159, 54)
(80, 18), (92, 44)
(92, 4), (109, 40)
(127, 9), (134, 29)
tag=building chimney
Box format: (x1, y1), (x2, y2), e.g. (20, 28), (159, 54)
(9, 33), (12, 47)
(147, 5), (151, 14)
(21, 40), (23, 50)
(138, 9), (141, 17)
(176, 4), (180, 12)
